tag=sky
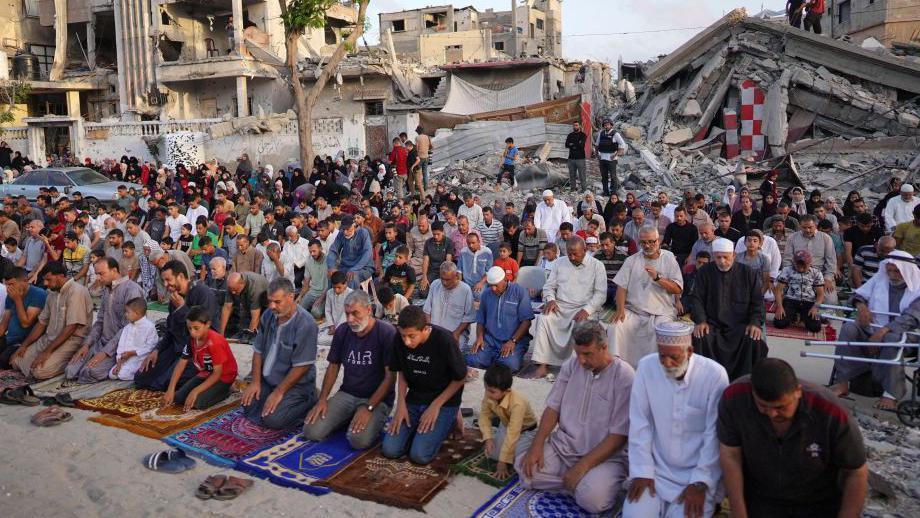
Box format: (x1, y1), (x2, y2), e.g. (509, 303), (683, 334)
(364, 1), (785, 63)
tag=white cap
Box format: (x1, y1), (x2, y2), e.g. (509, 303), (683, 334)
(712, 238), (734, 254)
(655, 321), (694, 346)
(542, 190), (554, 198)
(586, 236), (599, 244)
(902, 184), (914, 193)
(486, 266), (506, 285)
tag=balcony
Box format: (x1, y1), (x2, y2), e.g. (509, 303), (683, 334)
(157, 55), (281, 83)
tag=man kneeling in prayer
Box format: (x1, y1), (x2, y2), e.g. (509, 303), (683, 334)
(516, 320), (633, 514)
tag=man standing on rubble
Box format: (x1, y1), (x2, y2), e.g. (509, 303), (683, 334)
(787, 0), (805, 28)
(565, 122), (588, 193)
(802, 0), (826, 35)
(593, 119), (627, 197)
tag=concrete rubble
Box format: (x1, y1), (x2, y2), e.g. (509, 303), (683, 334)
(855, 411), (920, 517)
(426, 8), (920, 210)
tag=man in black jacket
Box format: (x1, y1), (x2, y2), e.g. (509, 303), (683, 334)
(565, 122), (588, 193)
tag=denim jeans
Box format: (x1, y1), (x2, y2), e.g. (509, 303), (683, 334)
(465, 337), (528, 373)
(381, 403), (458, 465)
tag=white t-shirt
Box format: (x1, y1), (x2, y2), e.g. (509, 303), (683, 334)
(165, 214), (189, 241)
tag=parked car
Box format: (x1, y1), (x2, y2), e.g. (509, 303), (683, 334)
(0, 167), (142, 210)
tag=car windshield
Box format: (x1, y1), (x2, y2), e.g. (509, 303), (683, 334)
(65, 169), (111, 185)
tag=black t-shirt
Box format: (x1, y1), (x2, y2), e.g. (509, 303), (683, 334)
(843, 226), (882, 252)
(717, 377), (866, 508)
(663, 222), (699, 256)
(389, 325), (466, 407)
(407, 149), (419, 170)
(384, 263), (416, 295)
(328, 319), (397, 406)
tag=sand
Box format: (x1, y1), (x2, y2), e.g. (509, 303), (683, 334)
(0, 333), (910, 517)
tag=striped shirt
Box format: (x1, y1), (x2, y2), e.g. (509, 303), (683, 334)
(478, 219), (505, 246)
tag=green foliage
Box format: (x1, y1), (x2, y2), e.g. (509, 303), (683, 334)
(0, 81), (31, 128)
(281, 0), (338, 34)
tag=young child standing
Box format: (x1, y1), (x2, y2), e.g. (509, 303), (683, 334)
(121, 241), (140, 281)
(383, 246), (416, 299)
(323, 270), (353, 336)
(479, 364), (537, 479)
(178, 224), (194, 253)
(492, 242), (519, 282)
(109, 297), (159, 380)
(164, 306), (238, 411)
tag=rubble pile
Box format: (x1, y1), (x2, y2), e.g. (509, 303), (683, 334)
(855, 412), (920, 517)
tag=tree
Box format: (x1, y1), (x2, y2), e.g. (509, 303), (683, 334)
(278, 0), (370, 169)
(0, 81), (31, 133)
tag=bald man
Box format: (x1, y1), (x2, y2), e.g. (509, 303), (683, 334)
(219, 271), (269, 342)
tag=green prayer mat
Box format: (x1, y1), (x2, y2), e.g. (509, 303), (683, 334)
(147, 302), (169, 313)
(450, 449), (515, 488)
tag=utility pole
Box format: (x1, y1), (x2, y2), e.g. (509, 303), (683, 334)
(510, 0), (517, 58)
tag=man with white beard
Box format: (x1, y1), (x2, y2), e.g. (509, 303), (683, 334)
(534, 190), (572, 241)
(689, 238), (766, 380)
(609, 226), (683, 367)
(624, 321), (728, 518)
(830, 250), (920, 411)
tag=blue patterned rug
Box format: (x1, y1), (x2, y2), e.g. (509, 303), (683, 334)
(472, 478), (621, 517)
(234, 430), (362, 495)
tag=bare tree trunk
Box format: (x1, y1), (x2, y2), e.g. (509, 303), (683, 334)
(49, 0), (68, 81)
(280, 0), (370, 169)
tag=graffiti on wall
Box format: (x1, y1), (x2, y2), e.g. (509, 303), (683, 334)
(163, 131), (205, 169)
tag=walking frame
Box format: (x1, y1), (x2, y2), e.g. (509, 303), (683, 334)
(801, 304), (920, 427)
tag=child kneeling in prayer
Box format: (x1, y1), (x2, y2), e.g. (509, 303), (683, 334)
(163, 306), (238, 411)
(479, 364), (537, 479)
(109, 297), (159, 380)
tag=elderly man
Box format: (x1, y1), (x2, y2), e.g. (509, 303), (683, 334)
(233, 233), (264, 274)
(240, 278), (319, 429)
(197, 236), (228, 281)
(623, 208), (645, 244)
(687, 223), (717, 266)
(467, 266), (534, 372)
(782, 214), (838, 304)
(883, 183), (919, 232)
(283, 225), (310, 289)
(517, 321), (633, 514)
(530, 236), (606, 379)
(304, 290), (396, 448)
(206, 256), (229, 306)
(135, 260), (219, 390)
(65, 257), (145, 383)
(11, 262), (93, 380)
(576, 204), (606, 235)
(423, 261), (476, 353)
(261, 242), (293, 283)
(327, 215), (374, 289)
(852, 235), (896, 288)
(534, 190), (572, 241)
(624, 322), (729, 518)
(220, 271), (268, 342)
(610, 226), (683, 367)
(689, 239), (766, 381)
(407, 215), (433, 278)
(830, 250), (920, 410)
(457, 232), (492, 299)
(719, 359), (867, 517)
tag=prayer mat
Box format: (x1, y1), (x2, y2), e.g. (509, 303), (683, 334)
(0, 369), (28, 392)
(147, 302), (169, 313)
(235, 431), (363, 495)
(76, 388), (164, 417)
(765, 321), (831, 341)
(451, 449), (515, 488)
(472, 478), (621, 518)
(165, 407), (299, 468)
(31, 376), (134, 400)
(317, 429), (482, 511)
(88, 392), (241, 439)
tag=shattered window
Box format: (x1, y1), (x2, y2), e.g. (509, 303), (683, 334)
(391, 19), (405, 32)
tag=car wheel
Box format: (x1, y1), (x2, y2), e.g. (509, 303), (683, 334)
(84, 197), (100, 212)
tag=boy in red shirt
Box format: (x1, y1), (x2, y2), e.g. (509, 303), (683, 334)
(163, 306), (238, 411)
(388, 137), (409, 198)
(492, 242), (519, 282)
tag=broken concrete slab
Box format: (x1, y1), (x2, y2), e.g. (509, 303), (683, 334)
(681, 99), (702, 117)
(645, 92), (672, 143)
(663, 127), (694, 145)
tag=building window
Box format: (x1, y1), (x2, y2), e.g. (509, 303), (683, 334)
(838, 1), (851, 24)
(324, 25), (337, 45)
(23, 0), (40, 17)
(161, 10), (170, 25)
(28, 43), (54, 79)
(493, 41), (505, 51)
(536, 18), (544, 30)
(365, 101), (384, 116)
(391, 19), (405, 32)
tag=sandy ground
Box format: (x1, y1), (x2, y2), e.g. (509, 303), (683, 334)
(0, 329), (905, 518)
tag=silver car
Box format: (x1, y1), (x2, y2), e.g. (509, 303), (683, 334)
(0, 167), (143, 209)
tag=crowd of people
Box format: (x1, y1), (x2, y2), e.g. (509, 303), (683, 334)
(0, 123), (895, 515)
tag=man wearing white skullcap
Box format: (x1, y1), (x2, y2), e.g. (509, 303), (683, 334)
(467, 266), (535, 372)
(534, 190), (572, 241)
(883, 183), (919, 232)
(689, 238), (766, 380)
(624, 321), (728, 518)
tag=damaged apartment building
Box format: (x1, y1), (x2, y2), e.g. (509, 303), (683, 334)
(602, 8), (920, 202)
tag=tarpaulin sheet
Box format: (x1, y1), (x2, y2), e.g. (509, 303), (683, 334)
(441, 71), (544, 116)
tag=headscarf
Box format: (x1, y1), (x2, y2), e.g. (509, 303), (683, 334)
(855, 250), (920, 326)
(722, 185), (737, 207)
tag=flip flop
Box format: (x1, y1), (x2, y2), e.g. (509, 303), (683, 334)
(212, 476), (253, 501)
(142, 449), (197, 474)
(195, 474), (228, 500)
(30, 406), (73, 427)
(1, 386), (41, 406)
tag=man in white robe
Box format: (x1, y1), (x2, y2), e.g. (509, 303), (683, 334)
(610, 226), (683, 367)
(624, 321), (729, 518)
(530, 237), (606, 378)
(534, 190), (572, 241)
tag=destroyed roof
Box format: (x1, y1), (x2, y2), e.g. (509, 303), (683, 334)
(645, 8), (920, 94)
(439, 58), (560, 70)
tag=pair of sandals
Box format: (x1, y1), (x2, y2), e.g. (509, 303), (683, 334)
(196, 474), (253, 500)
(30, 405), (73, 426)
(143, 448), (197, 474)
(0, 386), (41, 406)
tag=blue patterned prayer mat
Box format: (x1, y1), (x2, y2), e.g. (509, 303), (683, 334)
(164, 408), (298, 468)
(472, 477), (621, 517)
(234, 430), (362, 495)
